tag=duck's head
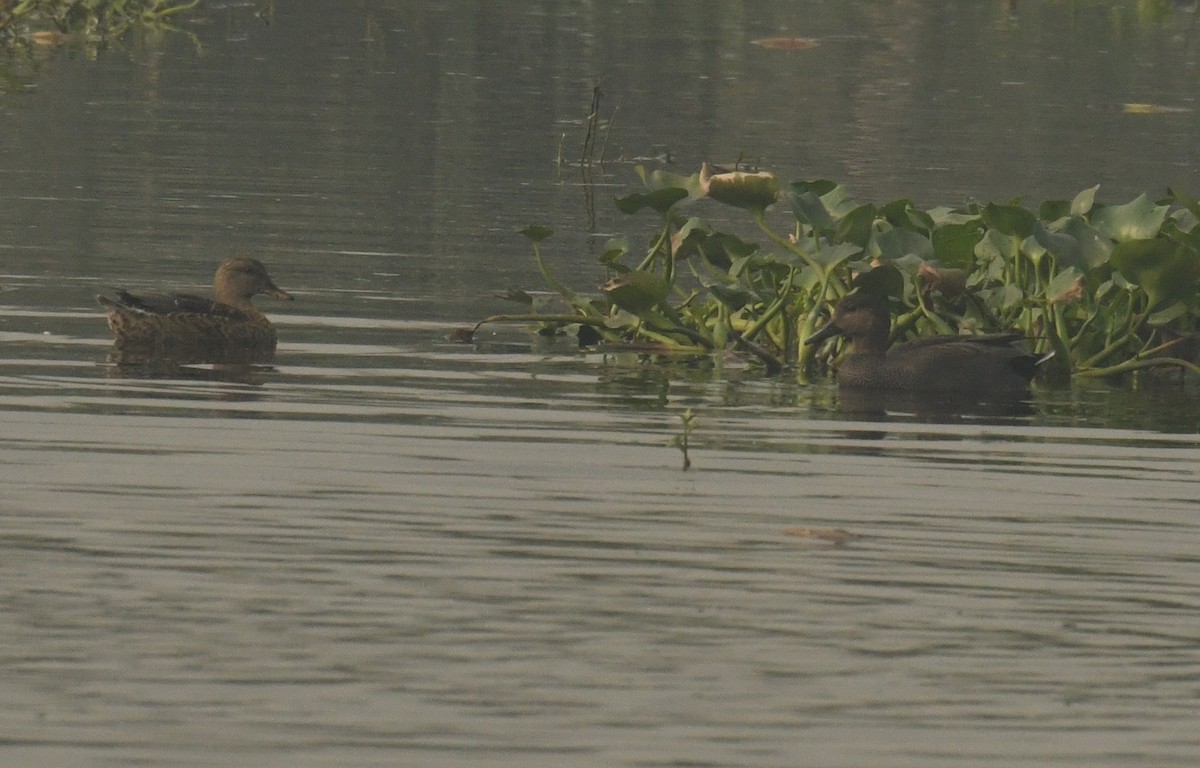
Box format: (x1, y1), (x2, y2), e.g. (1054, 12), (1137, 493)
(805, 291), (891, 351)
(214, 258), (293, 308)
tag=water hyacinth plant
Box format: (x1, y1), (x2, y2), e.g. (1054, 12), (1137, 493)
(465, 165), (1200, 383)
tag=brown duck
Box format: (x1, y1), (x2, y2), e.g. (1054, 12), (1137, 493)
(806, 291), (1045, 397)
(98, 258), (293, 364)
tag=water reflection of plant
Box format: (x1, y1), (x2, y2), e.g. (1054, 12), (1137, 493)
(468, 165), (1200, 384)
(0, 0), (201, 54)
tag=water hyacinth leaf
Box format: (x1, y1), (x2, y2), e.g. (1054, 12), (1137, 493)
(1090, 194), (1170, 243)
(1039, 199), (1070, 222)
(601, 269), (669, 314)
(932, 221), (983, 267)
(1147, 301), (1189, 326)
(635, 166), (701, 194)
(1071, 185), (1100, 217)
(614, 187), (688, 215)
(729, 253), (757, 279)
(790, 179), (838, 197)
(1001, 283), (1025, 310)
(1045, 266), (1085, 304)
(599, 236), (631, 266)
(982, 203), (1038, 238)
(1171, 206), (1200, 235)
(811, 242), (863, 269)
(1061, 218), (1113, 268)
(927, 207), (979, 226)
(835, 204), (878, 247)
(851, 264), (904, 298)
(496, 288), (534, 306)
(818, 183), (860, 219)
(975, 228), (1020, 265)
(1021, 234), (1048, 265)
(519, 225), (553, 243)
(873, 227), (934, 263)
(1032, 224), (1082, 268)
(701, 165), (780, 213)
(881, 199), (935, 234)
(697, 232), (759, 271)
(670, 218), (710, 259)
(1168, 187), (1200, 225)
(786, 186), (834, 231)
(1110, 238), (1200, 308)
(705, 281), (756, 310)
(792, 265), (822, 293)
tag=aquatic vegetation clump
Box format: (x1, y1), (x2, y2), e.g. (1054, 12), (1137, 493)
(468, 165), (1200, 383)
(0, 0), (201, 53)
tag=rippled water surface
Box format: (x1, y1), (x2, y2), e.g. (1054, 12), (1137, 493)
(3, 2), (1200, 766)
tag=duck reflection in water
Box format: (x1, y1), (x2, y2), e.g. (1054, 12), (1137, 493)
(807, 291), (1049, 416)
(98, 258), (292, 376)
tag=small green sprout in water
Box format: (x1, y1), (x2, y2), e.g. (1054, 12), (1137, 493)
(668, 408), (697, 471)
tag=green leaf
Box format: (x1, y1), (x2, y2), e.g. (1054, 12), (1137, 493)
(1148, 300), (1189, 326)
(1110, 238), (1200, 308)
(1090, 194), (1170, 243)
(818, 183), (861, 219)
(1060, 218), (1113, 269)
(599, 236), (631, 266)
(496, 288), (534, 306)
(850, 264), (904, 298)
(1168, 188), (1200, 230)
(1032, 224), (1081, 268)
(519, 225), (553, 243)
(1039, 199), (1070, 221)
(810, 242), (863, 269)
(789, 179), (838, 197)
(932, 222), (983, 267)
(1021, 234), (1048, 266)
(982, 203), (1038, 238)
(834, 204), (878, 247)
(873, 227), (933, 262)
(927, 207), (979, 226)
(1171, 206), (1200, 234)
(705, 281), (756, 310)
(1044, 267), (1084, 303)
(699, 232), (759, 271)
(786, 187), (834, 231)
(613, 187), (689, 215)
(637, 166), (702, 194)
(1000, 283), (1026, 310)
(1071, 185), (1100, 217)
(669, 219), (710, 260)
(881, 199), (935, 234)
(975, 228), (1020, 265)
(601, 270), (669, 315)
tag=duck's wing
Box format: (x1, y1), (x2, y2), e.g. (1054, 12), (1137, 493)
(899, 332), (1026, 351)
(893, 332), (1043, 380)
(102, 290), (249, 320)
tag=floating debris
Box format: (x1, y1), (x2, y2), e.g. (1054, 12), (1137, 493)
(751, 37), (819, 51)
(781, 528), (859, 546)
(1123, 103), (1191, 115)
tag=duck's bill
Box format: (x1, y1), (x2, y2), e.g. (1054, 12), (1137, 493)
(805, 321), (843, 346)
(266, 285), (294, 301)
